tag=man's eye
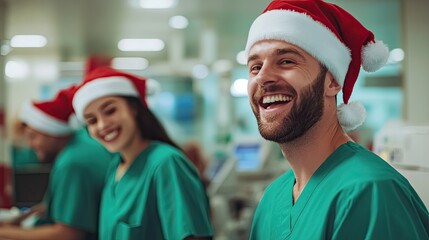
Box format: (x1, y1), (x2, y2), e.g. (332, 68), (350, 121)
(280, 59), (294, 64)
(250, 65), (261, 72)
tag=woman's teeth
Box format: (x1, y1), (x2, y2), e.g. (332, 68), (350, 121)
(104, 131), (118, 141)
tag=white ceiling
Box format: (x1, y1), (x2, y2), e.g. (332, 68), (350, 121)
(3, 0), (401, 74)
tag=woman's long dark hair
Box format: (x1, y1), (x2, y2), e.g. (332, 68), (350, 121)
(124, 96), (181, 151)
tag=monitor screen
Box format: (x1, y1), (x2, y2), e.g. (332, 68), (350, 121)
(13, 165), (51, 208)
(234, 143), (261, 172)
(206, 156), (227, 182)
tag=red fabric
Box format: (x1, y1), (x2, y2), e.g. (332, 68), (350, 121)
(263, 0), (376, 104)
(85, 55), (112, 75)
(0, 107), (4, 127)
(78, 67), (148, 107)
(32, 85), (78, 123)
(0, 164), (12, 208)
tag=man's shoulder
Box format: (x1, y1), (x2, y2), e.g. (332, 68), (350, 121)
(321, 168), (415, 205)
(330, 142), (406, 182)
(316, 142), (416, 204)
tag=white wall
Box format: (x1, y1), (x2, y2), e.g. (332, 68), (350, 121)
(402, 0), (429, 124)
(5, 81), (41, 137)
(396, 167), (429, 208)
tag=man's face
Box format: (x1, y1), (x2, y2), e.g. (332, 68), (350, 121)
(24, 127), (63, 163)
(247, 40), (327, 143)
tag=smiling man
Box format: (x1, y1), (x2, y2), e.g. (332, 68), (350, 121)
(245, 1), (429, 239)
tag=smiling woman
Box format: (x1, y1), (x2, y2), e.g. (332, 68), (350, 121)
(71, 66), (213, 240)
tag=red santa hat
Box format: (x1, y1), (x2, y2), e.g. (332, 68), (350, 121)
(72, 67), (148, 120)
(245, 0), (389, 131)
(19, 86), (77, 136)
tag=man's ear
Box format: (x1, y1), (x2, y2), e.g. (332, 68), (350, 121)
(325, 71), (341, 97)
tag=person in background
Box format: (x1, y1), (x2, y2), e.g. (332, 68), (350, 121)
(0, 86), (112, 240)
(183, 141), (210, 188)
(244, 0), (429, 239)
(71, 67), (213, 240)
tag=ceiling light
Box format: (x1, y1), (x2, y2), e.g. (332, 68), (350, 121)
(1, 41), (12, 56)
(230, 78), (248, 97)
(5, 60), (29, 79)
(140, 0), (177, 9)
(118, 39), (165, 52)
(33, 61), (59, 81)
(192, 64), (209, 79)
(11, 35), (47, 48)
(388, 48), (405, 64)
(112, 57), (149, 70)
(212, 59), (233, 73)
(59, 61), (85, 71)
(236, 50), (246, 65)
(169, 16), (188, 29)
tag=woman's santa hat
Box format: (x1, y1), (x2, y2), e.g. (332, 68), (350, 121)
(19, 86), (77, 136)
(72, 67), (148, 120)
(245, 0), (389, 131)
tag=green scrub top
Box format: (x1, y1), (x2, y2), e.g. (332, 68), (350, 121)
(250, 142), (429, 240)
(99, 141), (213, 240)
(38, 129), (112, 240)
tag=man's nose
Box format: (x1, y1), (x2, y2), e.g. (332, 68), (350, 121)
(255, 64), (280, 87)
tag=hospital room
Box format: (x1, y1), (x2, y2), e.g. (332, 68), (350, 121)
(0, 0), (428, 239)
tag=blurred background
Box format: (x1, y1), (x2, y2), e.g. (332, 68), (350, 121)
(0, 0), (428, 239)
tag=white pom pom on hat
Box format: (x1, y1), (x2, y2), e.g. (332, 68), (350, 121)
(337, 102), (367, 132)
(362, 41), (390, 72)
(245, 0), (389, 131)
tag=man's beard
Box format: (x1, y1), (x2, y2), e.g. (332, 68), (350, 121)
(253, 66), (327, 143)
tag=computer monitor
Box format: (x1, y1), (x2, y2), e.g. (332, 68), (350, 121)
(234, 143), (262, 172)
(13, 164), (51, 208)
(233, 137), (275, 173)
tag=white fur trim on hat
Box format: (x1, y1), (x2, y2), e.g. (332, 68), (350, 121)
(19, 101), (73, 136)
(361, 40), (389, 72)
(245, 10), (351, 86)
(337, 101), (366, 131)
(73, 76), (138, 120)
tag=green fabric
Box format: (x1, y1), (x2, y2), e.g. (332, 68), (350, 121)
(99, 141), (213, 240)
(11, 146), (39, 166)
(39, 129), (112, 240)
(250, 142), (429, 240)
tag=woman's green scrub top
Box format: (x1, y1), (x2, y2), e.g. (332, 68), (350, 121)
(100, 141), (213, 240)
(250, 142), (429, 240)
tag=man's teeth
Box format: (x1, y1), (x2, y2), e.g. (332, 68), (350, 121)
(104, 131), (118, 141)
(262, 95), (292, 104)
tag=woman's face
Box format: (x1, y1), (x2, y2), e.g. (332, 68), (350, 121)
(82, 96), (141, 153)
